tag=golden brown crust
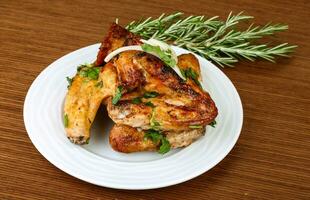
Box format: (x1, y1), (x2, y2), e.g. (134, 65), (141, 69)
(64, 63), (118, 144)
(109, 124), (205, 153)
(109, 124), (157, 153)
(95, 23), (141, 66)
(107, 51), (218, 131)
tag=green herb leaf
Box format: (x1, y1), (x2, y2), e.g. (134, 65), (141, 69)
(189, 125), (203, 129)
(78, 66), (100, 80)
(112, 86), (123, 105)
(66, 77), (73, 89)
(144, 129), (171, 154)
(144, 101), (155, 108)
(131, 97), (142, 104)
(181, 68), (201, 87)
(150, 109), (160, 129)
(144, 129), (163, 144)
(87, 68), (100, 80)
(209, 120), (217, 128)
(158, 137), (171, 154)
(95, 81), (103, 88)
(64, 114), (69, 128)
(143, 91), (160, 98)
(141, 44), (176, 67)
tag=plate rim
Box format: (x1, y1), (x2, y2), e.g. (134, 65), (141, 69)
(23, 44), (243, 190)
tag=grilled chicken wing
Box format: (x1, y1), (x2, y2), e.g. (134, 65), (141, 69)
(109, 124), (205, 153)
(64, 63), (117, 144)
(107, 51), (217, 132)
(64, 23), (217, 152)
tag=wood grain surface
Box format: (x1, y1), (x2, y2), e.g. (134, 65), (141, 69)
(0, 0), (309, 199)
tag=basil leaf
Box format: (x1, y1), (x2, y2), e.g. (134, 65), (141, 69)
(112, 86), (123, 105)
(189, 125), (203, 129)
(158, 137), (171, 154)
(132, 97), (142, 104)
(143, 91), (159, 98)
(64, 114), (69, 128)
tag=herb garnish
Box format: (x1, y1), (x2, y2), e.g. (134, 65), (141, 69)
(78, 65), (100, 80)
(143, 91), (160, 98)
(181, 68), (201, 87)
(150, 109), (160, 129)
(189, 125), (203, 129)
(127, 12), (297, 67)
(132, 97), (142, 104)
(95, 81), (103, 88)
(158, 137), (171, 154)
(144, 101), (155, 108)
(144, 129), (171, 154)
(209, 120), (217, 128)
(141, 44), (176, 67)
(64, 114), (69, 128)
(112, 86), (123, 105)
(66, 77), (73, 89)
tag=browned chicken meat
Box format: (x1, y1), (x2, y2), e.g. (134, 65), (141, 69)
(64, 23), (218, 153)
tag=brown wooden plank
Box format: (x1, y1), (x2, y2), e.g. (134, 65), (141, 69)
(0, 0), (309, 199)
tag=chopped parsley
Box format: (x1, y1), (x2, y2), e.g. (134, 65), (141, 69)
(132, 97), (142, 104)
(77, 63), (94, 72)
(131, 91), (159, 105)
(66, 77), (73, 89)
(95, 81), (103, 88)
(189, 125), (203, 129)
(158, 137), (171, 154)
(181, 68), (202, 87)
(141, 44), (176, 67)
(79, 66), (100, 80)
(143, 91), (159, 98)
(144, 101), (155, 108)
(144, 129), (171, 154)
(64, 114), (69, 128)
(150, 109), (160, 129)
(209, 120), (217, 128)
(112, 86), (123, 105)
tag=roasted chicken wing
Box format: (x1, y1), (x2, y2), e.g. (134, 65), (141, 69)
(64, 63), (117, 144)
(64, 23), (218, 152)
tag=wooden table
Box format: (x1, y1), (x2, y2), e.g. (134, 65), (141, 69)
(1, 0), (309, 199)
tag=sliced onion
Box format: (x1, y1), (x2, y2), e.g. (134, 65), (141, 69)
(104, 45), (143, 63)
(104, 43), (185, 80)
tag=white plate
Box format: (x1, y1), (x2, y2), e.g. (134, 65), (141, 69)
(23, 44), (243, 190)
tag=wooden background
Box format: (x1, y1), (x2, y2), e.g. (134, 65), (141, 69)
(0, 0), (309, 199)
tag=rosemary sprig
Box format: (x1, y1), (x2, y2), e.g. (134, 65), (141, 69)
(126, 12), (296, 67)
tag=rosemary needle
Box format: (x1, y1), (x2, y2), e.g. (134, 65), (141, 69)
(126, 12), (296, 67)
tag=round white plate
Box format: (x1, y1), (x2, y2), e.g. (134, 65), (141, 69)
(24, 44), (243, 190)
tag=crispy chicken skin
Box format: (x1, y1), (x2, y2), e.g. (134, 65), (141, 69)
(64, 63), (117, 144)
(109, 124), (157, 153)
(107, 51), (217, 132)
(95, 23), (141, 66)
(110, 124), (205, 153)
(64, 23), (218, 151)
